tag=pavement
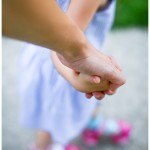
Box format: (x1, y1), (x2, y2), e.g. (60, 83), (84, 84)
(2, 28), (148, 150)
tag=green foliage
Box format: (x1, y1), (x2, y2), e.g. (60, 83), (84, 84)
(113, 0), (148, 27)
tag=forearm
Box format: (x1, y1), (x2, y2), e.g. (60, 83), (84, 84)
(2, 0), (88, 60)
(67, 0), (108, 31)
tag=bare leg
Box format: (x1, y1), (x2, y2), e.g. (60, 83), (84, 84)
(36, 130), (52, 150)
(92, 105), (101, 118)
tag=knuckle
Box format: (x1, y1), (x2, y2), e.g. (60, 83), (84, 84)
(108, 69), (117, 80)
(105, 67), (115, 79)
(120, 77), (126, 85)
(108, 68), (126, 86)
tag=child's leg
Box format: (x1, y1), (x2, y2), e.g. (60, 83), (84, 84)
(92, 105), (101, 118)
(36, 130), (51, 150)
(35, 131), (81, 150)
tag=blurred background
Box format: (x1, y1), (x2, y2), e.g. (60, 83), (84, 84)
(2, 0), (148, 150)
(114, 0), (148, 27)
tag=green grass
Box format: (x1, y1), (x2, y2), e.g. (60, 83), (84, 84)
(113, 0), (148, 28)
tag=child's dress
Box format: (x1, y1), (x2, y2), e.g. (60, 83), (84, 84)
(18, 0), (116, 145)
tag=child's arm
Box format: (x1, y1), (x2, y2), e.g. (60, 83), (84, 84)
(51, 52), (109, 93)
(67, 0), (108, 31)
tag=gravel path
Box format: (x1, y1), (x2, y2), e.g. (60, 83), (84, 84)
(2, 28), (148, 150)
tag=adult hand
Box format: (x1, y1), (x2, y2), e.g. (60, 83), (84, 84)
(85, 56), (123, 100)
(57, 48), (126, 100)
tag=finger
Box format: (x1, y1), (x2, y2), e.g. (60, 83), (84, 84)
(104, 66), (126, 86)
(104, 82), (119, 95)
(107, 82), (120, 94)
(99, 55), (126, 85)
(93, 91), (105, 100)
(104, 89), (116, 95)
(91, 75), (101, 84)
(85, 93), (93, 99)
(109, 56), (122, 71)
(95, 93), (105, 100)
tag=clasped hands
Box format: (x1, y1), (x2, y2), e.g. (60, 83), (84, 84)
(52, 48), (126, 100)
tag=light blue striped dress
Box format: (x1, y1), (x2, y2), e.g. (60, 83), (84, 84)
(18, 0), (116, 145)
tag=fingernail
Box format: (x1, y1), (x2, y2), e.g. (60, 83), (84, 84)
(105, 90), (115, 95)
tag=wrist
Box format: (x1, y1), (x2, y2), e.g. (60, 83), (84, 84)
(62, 41), (88, 62)
(58, 25), (91, 63)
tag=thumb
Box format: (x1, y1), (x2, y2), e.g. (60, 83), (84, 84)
(91, 75), (101, 84)
(79, 74), (101, 84)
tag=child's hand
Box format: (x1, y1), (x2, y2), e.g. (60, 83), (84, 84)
(73, 72), (109, 93)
